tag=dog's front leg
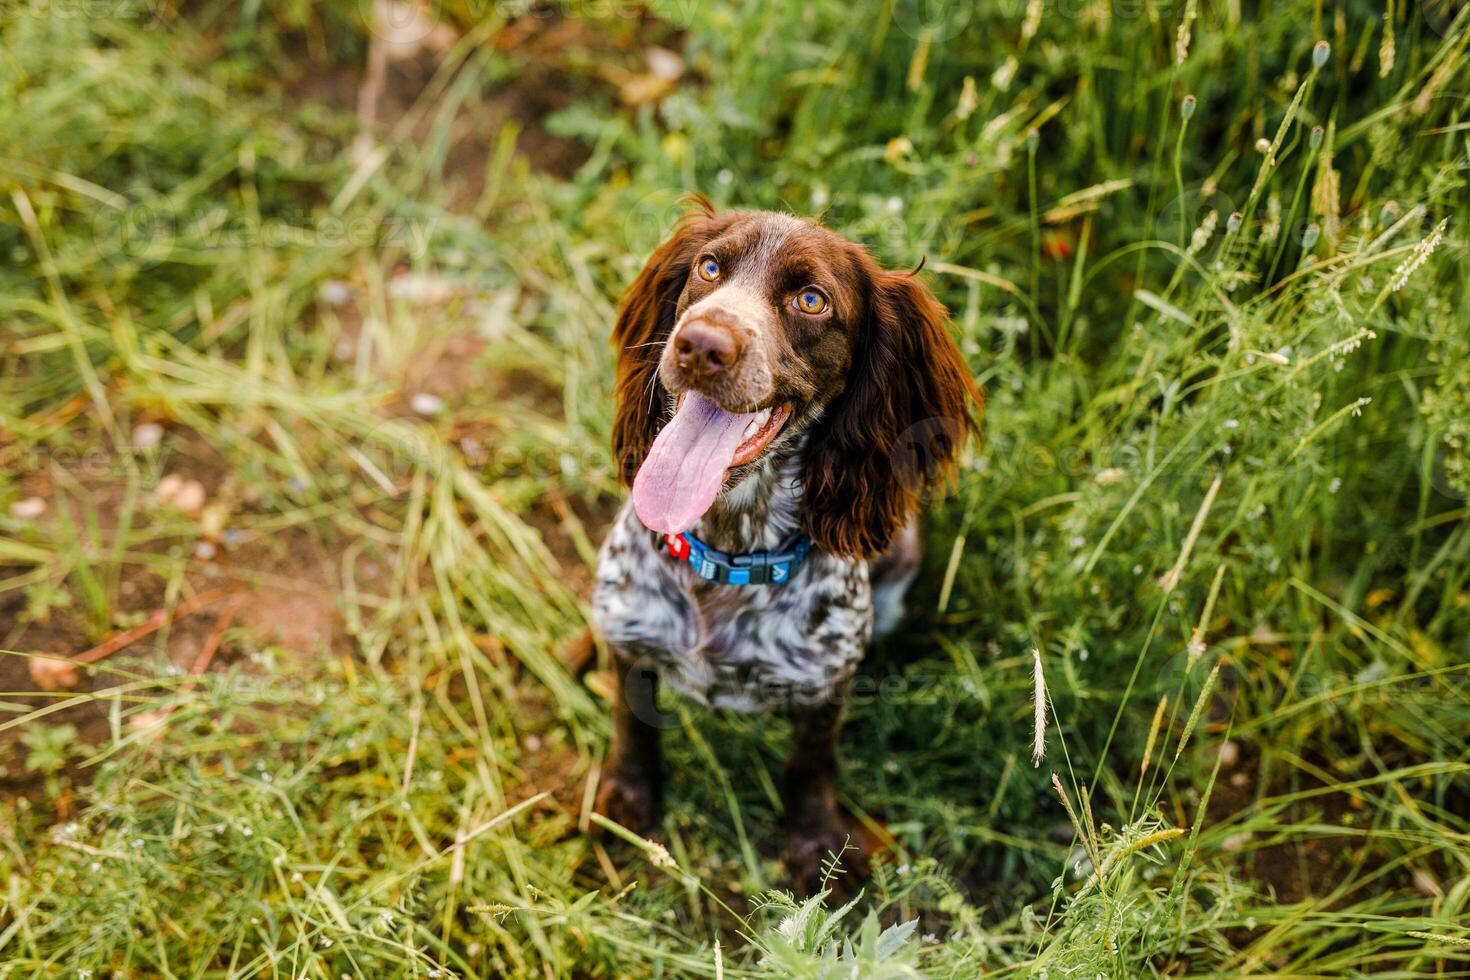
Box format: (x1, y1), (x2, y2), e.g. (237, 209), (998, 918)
(783, 686), (870, 893)
(594, 649), (664, 835)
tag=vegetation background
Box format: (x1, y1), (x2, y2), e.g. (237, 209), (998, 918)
(1, 0), (1467, 975)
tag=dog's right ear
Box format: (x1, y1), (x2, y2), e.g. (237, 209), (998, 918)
(611, 206), (734, 485)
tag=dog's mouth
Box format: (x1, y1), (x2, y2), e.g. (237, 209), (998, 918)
(672, 393), (794, 467)
(729, 400), (793, 465)
(631, 392), (793, 535)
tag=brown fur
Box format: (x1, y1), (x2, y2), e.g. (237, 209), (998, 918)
(803, 257), (982, 556)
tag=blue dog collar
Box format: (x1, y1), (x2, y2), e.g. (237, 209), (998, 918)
(653, 530), (811, 586)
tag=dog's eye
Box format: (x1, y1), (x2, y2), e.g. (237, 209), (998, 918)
(793, 289), (829, 315)
(697, 258), (721, 282)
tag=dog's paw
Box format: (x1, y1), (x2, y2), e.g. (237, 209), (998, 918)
(593, 766), (661, 837)
(787, 813), (871, 896)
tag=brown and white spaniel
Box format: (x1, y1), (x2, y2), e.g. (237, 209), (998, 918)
(591, 199), (981, 890)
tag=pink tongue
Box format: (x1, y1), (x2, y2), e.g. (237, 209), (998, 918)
(633, 392), (757, 534)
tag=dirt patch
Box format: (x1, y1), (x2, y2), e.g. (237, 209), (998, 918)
(0, 423), (356, 807)
(208, 527), (353, 654)
(1205, 746), (1370, 905)
(278, 14), (605, 187)
(2, 0), (652, 850)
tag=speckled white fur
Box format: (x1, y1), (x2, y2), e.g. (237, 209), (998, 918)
(593, 446), (915, 711)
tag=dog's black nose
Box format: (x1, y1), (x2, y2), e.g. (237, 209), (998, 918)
(674, 321), (738, 375)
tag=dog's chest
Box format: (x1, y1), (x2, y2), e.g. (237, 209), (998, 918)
(592, 503), (872, 710)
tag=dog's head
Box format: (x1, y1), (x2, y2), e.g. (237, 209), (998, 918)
(612, 200), (981, 558)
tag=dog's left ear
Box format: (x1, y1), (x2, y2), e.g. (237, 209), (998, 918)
(803, 264), (982, 558)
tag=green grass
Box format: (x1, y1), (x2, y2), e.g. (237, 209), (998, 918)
(2, 0), (1469, 975)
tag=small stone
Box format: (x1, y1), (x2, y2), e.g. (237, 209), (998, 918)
(131, 422), (164, 451)
(645, 46), (684, 81)
(410, 392), (444, 416)
(172, 479), (207, 516)
(388, 273), (455, 305)
(153, 474), (207, 515)
(319, 279), (353, 306)
(10, 497), (46, 520)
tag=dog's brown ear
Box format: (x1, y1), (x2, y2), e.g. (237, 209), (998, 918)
(803, 263), (982, 558)
(611, 209), (735, 484)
